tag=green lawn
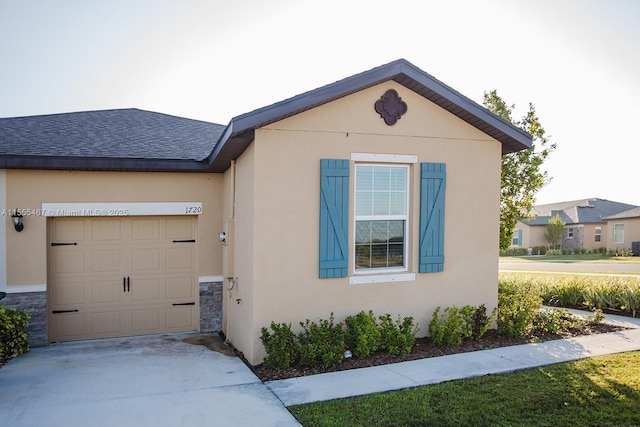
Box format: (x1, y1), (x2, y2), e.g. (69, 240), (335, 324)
(289, 351), (640, 427)
(501, 254), (640, 263)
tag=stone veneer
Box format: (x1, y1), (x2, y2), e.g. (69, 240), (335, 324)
(199, 281), (223, 333)
(0, 291), (48, 347)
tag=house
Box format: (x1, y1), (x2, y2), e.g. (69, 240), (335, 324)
(512, 198), (638, 252)
(0, 59), (531, 365)
(603, 207), (640, 254)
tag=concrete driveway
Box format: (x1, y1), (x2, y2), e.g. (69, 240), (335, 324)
(0, 333), (300, 427)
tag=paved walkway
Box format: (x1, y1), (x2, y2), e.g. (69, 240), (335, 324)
(266, 312), (640, 406)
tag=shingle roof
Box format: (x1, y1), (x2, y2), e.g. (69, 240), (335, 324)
(523, 198), (639, 225)
(604, 206), (640, 220)
(1, 59), (533, 173)
(0, 109), (225, 171)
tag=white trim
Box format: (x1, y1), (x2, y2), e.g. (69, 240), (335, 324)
(351, 153), (418, 164)
(349, 273), (416, 285)
(0, 284), (47, 293)
(41, 202), (203, 217)
(199, 275), (224, 283)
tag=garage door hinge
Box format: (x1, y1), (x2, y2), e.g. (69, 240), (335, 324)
(172, 239), (195, 243)
(52, 309), (79, 314)
(172, 302), (195, 306)
(51, 242), (78, 246)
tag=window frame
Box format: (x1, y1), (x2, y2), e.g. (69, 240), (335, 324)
(594, 227), (602, 243)
(567, 227), (574, 239)
(353, 163), (410, 275)
(614, 223), (625, 244)
(349, 153), (417, 283)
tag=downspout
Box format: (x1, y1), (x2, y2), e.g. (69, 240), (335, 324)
(225, 160), (237, 344)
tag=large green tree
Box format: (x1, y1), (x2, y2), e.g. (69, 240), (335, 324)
(483, 90), (556, 251)
(545, 213), (565, 249)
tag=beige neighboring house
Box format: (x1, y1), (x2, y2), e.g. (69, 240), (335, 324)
(512, 198), (638, 252)
(0, 59), (532, 365)
(604, 207), (640, 254)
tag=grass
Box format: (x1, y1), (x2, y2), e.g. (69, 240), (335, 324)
(501, 254), (640, 263)
(289, 351), (640, 427)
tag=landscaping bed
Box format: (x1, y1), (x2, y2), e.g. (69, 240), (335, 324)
(245, 321), (623, 382)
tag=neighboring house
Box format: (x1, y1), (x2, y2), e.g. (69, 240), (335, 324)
(0, 59), (531, 365)
(513, 198), (638, 252)
(603, 207), (640, 254)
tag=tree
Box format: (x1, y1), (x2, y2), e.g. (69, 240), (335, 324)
(545, 213), (565, 249)
(483, 90), (556, 252)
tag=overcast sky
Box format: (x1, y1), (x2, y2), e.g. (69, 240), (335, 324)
(1, 0), (639, 206)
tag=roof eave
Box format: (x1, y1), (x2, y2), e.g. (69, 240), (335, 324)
(208, 59), (533, 172)
(0, 155), (208, 172)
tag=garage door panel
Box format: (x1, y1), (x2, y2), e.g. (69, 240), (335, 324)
(50, 216), (198, 343)
(91, 220), (122, 241)
(54, 250), (86, 274)
(131, 248), (160, 272)
(130, 278), (161, 302)
(91, 279), (124, 304)
(91, 311), (123, 335)
(166, 247), (194, 270)
(91, 249), (122, 272)
(52, 281), (86, 306)
(166, 218), (194, 239)
(131, 309), (161, 332)
(166, 306), (195, 330)
(167, 276), (195, 299)
(132, 219), (160, 241)
(52, 219), (86, 242)
(52, 312), (87, 340)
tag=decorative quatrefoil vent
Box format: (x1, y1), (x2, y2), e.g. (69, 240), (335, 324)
(374, 89), (407, 126)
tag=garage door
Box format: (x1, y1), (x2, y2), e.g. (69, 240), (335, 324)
(48, 216), (198, 342)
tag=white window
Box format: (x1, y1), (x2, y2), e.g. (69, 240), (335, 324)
(595, 227), (602, 243)
(567, 227), (574, 239)
(512, 229), (521, 246)
(354, 164), (409, 273)
(614, 223), (625, 244)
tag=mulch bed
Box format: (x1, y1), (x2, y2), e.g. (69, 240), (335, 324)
(243, 323), (625, 382)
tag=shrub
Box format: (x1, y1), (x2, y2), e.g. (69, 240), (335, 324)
(297, 313), (345, 369)
(429, 306), (467, 347)
(344, 310), (380, 359)
(531, 246), (547, 255)
(497, 281), (542, 338)
(429, 304), (495, 347)
(378, 314), (419, 356)
(533, 308), (573, 334)
(546, 249), (562, 256)
(0, 306), (30, 360)
(260, 321), (298, 369)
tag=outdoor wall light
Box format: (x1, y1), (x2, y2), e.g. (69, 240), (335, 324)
(219, 231), (226, 243)
(11, 211), (24, 232)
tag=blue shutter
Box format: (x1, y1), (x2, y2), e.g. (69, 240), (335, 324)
(419, 163), (446, 273)
(319, 159), (349, 278)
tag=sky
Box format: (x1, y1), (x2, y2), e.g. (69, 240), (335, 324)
(1, 0), (639, 206)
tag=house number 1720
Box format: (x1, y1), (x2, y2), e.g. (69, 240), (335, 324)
(185, 206), (202, 214)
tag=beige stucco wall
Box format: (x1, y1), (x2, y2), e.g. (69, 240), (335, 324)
(3, 170), (223, 287)
(224, 81), (504, 365)
(607, 217), (640, 250)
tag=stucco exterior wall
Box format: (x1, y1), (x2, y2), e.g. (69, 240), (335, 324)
(227, 82), (503, 365)
(607, 217), (640, 251)
(2, 170), (223, 288)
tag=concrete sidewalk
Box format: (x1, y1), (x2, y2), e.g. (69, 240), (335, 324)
(267, 313), (640, 406)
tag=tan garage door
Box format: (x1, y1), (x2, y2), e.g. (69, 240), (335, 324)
(48, 216), (198, 342)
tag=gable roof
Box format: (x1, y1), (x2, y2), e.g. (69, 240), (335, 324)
(1, 59), (532, 173)
(0, 109), (225, 171)
(208, 58), (533, 172)
(522, 198), (639, 226)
